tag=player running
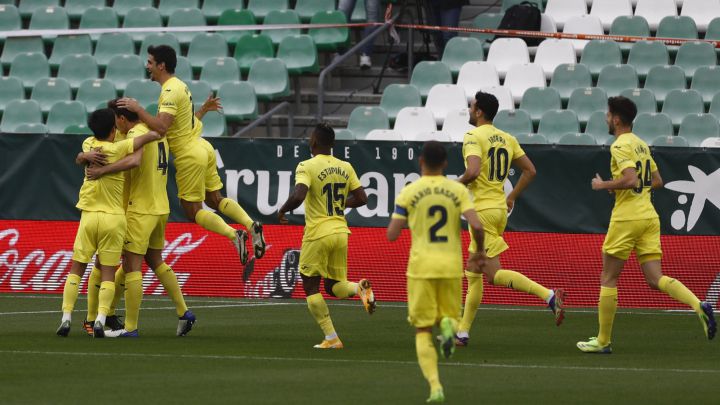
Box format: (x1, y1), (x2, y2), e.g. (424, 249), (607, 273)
(577, 96), (716, 353)
(277, 123), (375, 349)
(388, 141), (486, 403)
(455, 91), (566, 346)
(117, 45), (264, 265)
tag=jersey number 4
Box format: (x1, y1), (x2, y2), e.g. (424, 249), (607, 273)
(487, 147), (510, 181)
(428, 205), (448, 242)
(322, 182), (346, 216)
(157, 143), (168, 175)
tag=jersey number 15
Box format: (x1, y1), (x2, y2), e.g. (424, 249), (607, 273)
(322, 183), (346, 216)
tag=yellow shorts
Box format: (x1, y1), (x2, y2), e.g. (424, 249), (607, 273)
(407, 277), (462, 328)
(299, 233), (348, 280)
(72, 211), (126, 266)
(124, 212), (168, 255)
(174, 138), (223, 203)
(603, 218), (663, 263)
(469, 208), (509, 258)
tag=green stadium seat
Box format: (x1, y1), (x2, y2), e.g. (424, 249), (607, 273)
(596, 64), (638, 98)
(199, 110), (226, 137)
(410, 61), (453, 100)
(627, 41), (669, 79)
(94, 33), (135, 68)
(609, 15), (650, 55)
(158, 0), (199, 20)
(18, 0), (58, 19)
(549, 63), (592, 103)
(678, 113), (720, 146)
(247, 58), (290, 101)
(657, 16), (698, 40)
(515, 133), (548, 145)
(442, 37), (485, 78)
(709, 92), (720, 117)
(585, 111), (609, 137)
(123, 7), (162, 44)
(334, 129), (355, 141)
(167, 8), (206, 45)
(29, 6), (68, 43)
(0, 5), (21, 43)
(277, 35), (319, 75)
(1, 37), (44, 68)
(0, 99), (42, 132)
(644, 65), (686, 105)
(472, 13), (503, 44)
(64, 124), (93, 135)
(217, 81), (258, 121)
(79, 7), (119, 41)
(111, 0), (151, 19)
(494, 109), (532, 136)
(620, 88), (657, 114)
(105, 54), (145, 93)
(202, 0), (244, 24)
(262, 10), (301, 46)
(65, 0), (104, 21)
(31, 77), (71, 114)
(188, 33), (229, 71)
(187, 80), (212, 102)
(76, 79), (116, 112)
(10, 53), (50, 90)
(174, 56), (192, 82)
(350, 0), (366, 23)
(248, 0), (288, 22)
(123, 79), (161, 110)
(46, 100), (86, 133)
(537, 110), (580, 143)
(347, 106), (390, 138)
(579, 40), (622, 79)
(705, 17), (720, 40)
(234, 34), (274, 76)
(200, 57), (240, 91)
(48, 35), (92, 68)
(296, 0), (334, 22)
(633, 112), (673, 141)
(309, 11), (350, 52)
(519, 87), (562, 125)
(558, 133), (597, 145)
(15, 123), (49, 133)
(651, 135), (689, 147)
(218, 9), (256, 45)
(691, 66), (720, 106)
(380, 84), (422, 123)
(675, 42), (717, 78)
(0, 77), (24, 114)
(567, 87), (607, 125)
(139, 34), (181, 63)
(57, 54), (99, 90)
(661, 89), (704, 126)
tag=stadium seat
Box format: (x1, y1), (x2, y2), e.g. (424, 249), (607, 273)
(295, 0), (334, 22)
(0, 99), (42, 132)
(515, 133), (549, 145)
(262, 10), (301, 46)
(589, 0), (632, 31)
(173, 56), (191, 82)
(681, 0), (720, 31)
(123, 7), (162, 44)
(1, 37), (44, 68)
(202, 0), (244, 24)
(0, 77), (24, 114)
(158, 0), (199, 20)
(494, 110), (533, 136)
(644, 65), (687, 105)
(64, 124), (92, 135)
(609, 16), (651, 55)
(123, 79), (160, 110)
(456, 61), (500, 102)
(620, 88), (657, 114)
(30, 6), (68, 42)
(472, 13), (503, 44)
(657, 16), (698, 40)
(139, 34), (181, 63)
(234, 34), (274, 76)
(31, 77), (72, 114)
(562, 15), (604, 55)
(309, 10), (350, 52)
(691, 66), (720, 106)
(501, 0), (543, 12)
(442, 108), (473, 142)
(486, 38), (529, 78)
(705, 17), (720, 40)
(217, 81), (258, 122)
(558, 133), (597, 145)
(10, 53), (50, 90)
(504, 64), (546, 103)
(425, 84), (468, 125)
(79, 7), (119, 41)
(276, 35), (320, 75)
(200, 57), (240, 91)
(700, 137), (720, 148)
(483, 86), (515, 111)
(350, 0), (367, 25)
(585, 111), (611, 138)
(105, 54), (145, 93)
(545, 0), (587, 31)
(48, 35), (93, 68)
(579, 40), (622, 79)
(635, 0), (677, 31)
(675, 42), (717, 78)
(633, 112), (673, 141)
(167, 8), (206, 45)
(537, 110), (580, 143)
(46, 100), (86, 133)
(247, 58), (290, 101)
(113, 0), (152, 20)
(0, 5), (21, 42)
(406, 131), (451, 142)
(187, 80), (212, 102)
(76, 79), (116, 112)
(348, 106), (390, 138)
(596, 64), (638, 97)
(651, 135), (689, 147)
(94, 33), (135, 68)
(520, 87), (562, 125)
(187, 33), (229, 71)
(550, 63), (592, 102)
(364, 129), (403, 141)
(218, 9), (256, 45)
(662, 89), (704, 126)
(627, 41), (669, 79)
(248, 0), (289, 23)
(57, 54), (99, 90)
(18, 0), (59, 19)
(394, 107), (437, 139)
(410, 61), (453, 100)
(380, 84), (422, 123)
(15, 123), (49, 134)
(678, 113), (720, 146)
(200, 111), (226, 137)
(534, 39), (576, 79)
(334, 129), (355, 141)
(567, 87), (608, 124)
(441, 37), (485, 78)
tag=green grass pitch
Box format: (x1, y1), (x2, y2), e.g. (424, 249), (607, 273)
(0, 294), (717, 404)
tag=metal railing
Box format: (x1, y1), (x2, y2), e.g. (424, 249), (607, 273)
(231, 101), (293, 138)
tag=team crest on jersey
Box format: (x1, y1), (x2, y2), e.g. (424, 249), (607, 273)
(665, 166), (720, 232)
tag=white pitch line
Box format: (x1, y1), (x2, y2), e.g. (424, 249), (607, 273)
(0, 350), (718, 375)
(0, 302), (290, 316)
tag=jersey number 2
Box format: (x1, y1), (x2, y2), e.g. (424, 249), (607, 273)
(322, 183), (346, 216)
(157, 143), (168, 175)
(428, 205), (448, 242)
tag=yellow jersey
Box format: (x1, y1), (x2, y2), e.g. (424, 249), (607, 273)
(392, 176), (474, 279)
(462, 124), (525, 211)
(124, 123), (170, 215)
(294, 154), (362, 242)
(76, 137), (135, 215)
(609, 133), (659, 222)
(158, 76), (202, 156)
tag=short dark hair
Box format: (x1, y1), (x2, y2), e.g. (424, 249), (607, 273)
(474, 91), (499, 121)
(107, 98), (139, 122)
(88, 108), (116, 140)
(313, 122), (335, 147)
(421, 141), (447, 170)
(147, 45), (176, 73)
(607, 96), (637, 126)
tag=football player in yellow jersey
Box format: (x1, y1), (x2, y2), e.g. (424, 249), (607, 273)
(455, 91), (566, 347)
(56, 109), (162, 338)
(388, 141), (486, 403)
(277, 123), (375, 349)
(577, 97), (716, 353)
(117, 45), (265, 266)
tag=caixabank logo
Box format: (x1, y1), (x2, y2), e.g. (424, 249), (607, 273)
(665, 166), (720, 232)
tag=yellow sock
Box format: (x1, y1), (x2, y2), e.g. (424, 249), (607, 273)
(597, 286), (618, 346)
(219, 198), (254, 229)
(306, 293), (336, 338)
(658, 276), (702, 313)
(195, 209), (236, 240)
(416, 332), (442, 392)
(493, 269), (552, 301)
(109, 267), (125, 316)
(86, 267), (101, 321)
(98, 281), (116, 317)
(154, 263), (188, 317)
(61, 274), (81, 313)
(331, 281), (358, 299)
(123, 271), (143, 332)
(459, 271), (483, 333)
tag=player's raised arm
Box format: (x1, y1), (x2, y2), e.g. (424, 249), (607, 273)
(507, 154), (537, 211)
(75, 149), (107, 166)
(117, 97), (174, 136)
(86, 148), (143, 180)
(195, 93), (222, 121)
(277, 184), (308, 224)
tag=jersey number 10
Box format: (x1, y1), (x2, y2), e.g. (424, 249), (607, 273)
(487, 147), (510, 181)
(322, 182), (346, 216)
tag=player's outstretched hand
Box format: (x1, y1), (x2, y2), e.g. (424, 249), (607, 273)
(85, 164), (106, 180)
(591, 173), (604, 191)
(84, 149), (107, 166)
(277, 211), (289, 225)
(202, 93), (222, 112)
(147, 131), (162, 141)
(117, 97), (141, 113)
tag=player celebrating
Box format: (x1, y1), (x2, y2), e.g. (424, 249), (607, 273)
(387, 141), (486, 403)
(117, 45), (264, 265)
(577, 97), (716, 353)
(277, 123), (375, 349)
(456, 91), (566, 346)
(56, 109), (161, 338)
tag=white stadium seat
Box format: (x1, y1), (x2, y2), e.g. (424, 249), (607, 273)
(635, 0), (678, 31)
(456, 61), (500, 102)
(365, 129), (404, 141)
(425, 84), (468, 125)
(486, 38), (530, 79)
(504, 64), (546, 103)
(534, 39), (577, 79)
(540, 13), (558, 34)
(681, 0), (720, 31)
(590, 0), (633, 31)
(407, 131), (451, 142)
(545, 0), (588, 30)
(441, 108), (473, 142)
(563, 15), (604, 55)
(480, 86), (515, 111)
(394, 107), (437, 139)
(700, 137), (720, 147)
